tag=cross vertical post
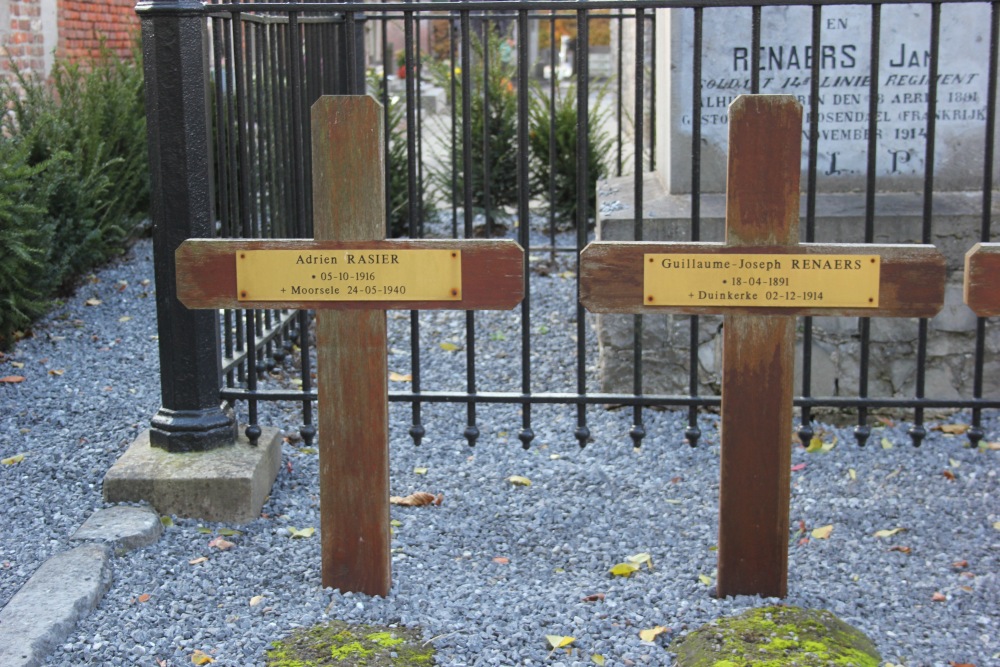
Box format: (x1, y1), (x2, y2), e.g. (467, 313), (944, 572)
(175, 95), (524, 596)
(716, 95), (801, 597)
(580, 95), (945, 598)
(312, 97), (391, 595)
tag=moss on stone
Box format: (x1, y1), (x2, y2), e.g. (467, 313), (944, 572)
(266, 620), (434, 666)
(670, 606), (881, 667)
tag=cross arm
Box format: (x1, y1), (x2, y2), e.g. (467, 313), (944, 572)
(964, 242), (1000, 316)
(580, 241), (944, 317)
(175, 238), (524, 311)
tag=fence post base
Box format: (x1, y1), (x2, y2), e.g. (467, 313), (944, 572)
(104, 427), (282, 524)
(149, 406), (239, 453)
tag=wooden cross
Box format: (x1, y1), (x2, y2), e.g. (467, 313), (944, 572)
(174, 96), (524, 596)
(580, 95), (945, 598)
(965, 243), (1000, 316)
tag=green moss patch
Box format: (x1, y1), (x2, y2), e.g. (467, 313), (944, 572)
(669, 606), (881, 667)
(267, 620), (434, 666)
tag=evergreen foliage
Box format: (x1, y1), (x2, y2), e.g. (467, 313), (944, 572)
(428, 28), (519, 231)
(0, 44), (148, 347)
(528, 82), (611, 227)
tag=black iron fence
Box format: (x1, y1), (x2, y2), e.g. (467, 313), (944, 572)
(139, 0), (998, 454)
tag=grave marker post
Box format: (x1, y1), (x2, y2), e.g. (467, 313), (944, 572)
(580, 95), (945, 598)
(175, 96), (524, 596)
(964, 243), (1000, 316)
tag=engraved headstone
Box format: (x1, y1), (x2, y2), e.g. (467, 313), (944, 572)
(656, 3), (996, 193)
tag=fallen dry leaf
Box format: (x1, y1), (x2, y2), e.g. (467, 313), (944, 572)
(389, 492), (443, 507)
(439, 341), (459, 352)
(249, 595), (265, 607)
(287, 526), (315, 538)
(48, 369), (64, 376)
(545, 635), (575, 650)
(942, 470), (957, 481)
(189, 557), (208, 565)
(581, 593), (605, 603)
(888, 546), (911, 554)
(811, 524), (834, 539)
(388, 371), (412, 382)
(492, 556), (510, 564)
(190, 650), (214, 665)
(208, 537), (235, 550)
(0, 375), (25, 384)
(952, 560), (969, 568)
(934, 423), (969, 435)
(137, 593), (151, 603)
(638, 626), (669, 642)
(610, 562), (640, 577)
(507, 475), (532, 486)
(932, 592), (947, 602)
(791, 462), (807, 472)
(84, 298), (102, 307)
(874, 527), (906, 539)
(1, 454), (25, 465)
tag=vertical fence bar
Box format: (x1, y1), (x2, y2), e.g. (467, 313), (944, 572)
(615, 6), (623, 178)
(907, 2), (942, 447)
(750, 5), (761, 93)
(517, 8), (534, 449)
(232, 10), (263, 444)
(139, 0), (236, 452)
(630, 7), (645, 448)
(547, 9), (557, 260)
(855, 3), (882, 447)
(798, 3), (823, 446)
(575, 6), (591, 448)
(404, 3), (426, 446)
(648, 10), (655, 172)
(288, 10), (316, 446)
(686, 5), (703, 447)
(460, 9), (479, 446)
(970, 1), (1000, 447)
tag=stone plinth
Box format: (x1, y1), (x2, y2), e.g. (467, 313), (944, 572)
(103, 428), (282, 523)
(595, 172), (1000, 401)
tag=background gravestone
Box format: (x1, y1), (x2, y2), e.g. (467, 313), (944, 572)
(600, 3), (1000, 402)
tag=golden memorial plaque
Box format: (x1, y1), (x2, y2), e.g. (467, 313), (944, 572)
(236, 249), (462, 302)
(644, 253), (880, 308)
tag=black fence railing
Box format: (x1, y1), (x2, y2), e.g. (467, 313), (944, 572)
(139, 0), (998, 454)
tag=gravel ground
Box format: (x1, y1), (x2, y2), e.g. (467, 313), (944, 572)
(0, 235), (998, 667)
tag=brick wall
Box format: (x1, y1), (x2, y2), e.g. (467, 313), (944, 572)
(57, 0), (138, 61)
(1, 0), (47, 80)
(1, 0), (138, 86)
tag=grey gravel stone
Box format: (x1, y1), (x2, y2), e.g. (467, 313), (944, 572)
(0, 232), (997, 667)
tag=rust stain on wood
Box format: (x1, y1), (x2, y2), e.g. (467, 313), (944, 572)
(176, 239), (524, 311)
(580, 242), (945, 318)
(965, 242), (1000, 316)
(314, 96), (391, 597)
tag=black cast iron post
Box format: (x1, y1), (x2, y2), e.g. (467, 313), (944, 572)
(138, 0), (236, 452)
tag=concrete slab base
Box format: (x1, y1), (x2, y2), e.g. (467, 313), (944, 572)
(0, 544), (113, 667)
(71, 505), (164, 554)
(102, 428), (282, 523)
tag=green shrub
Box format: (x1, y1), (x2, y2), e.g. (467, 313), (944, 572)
(528, 82), (611, 227)
(0, 134), (54, 340)
(0, 43), (148, 346)
(367, 72), (437, 237)
(427, 28), (519, 230)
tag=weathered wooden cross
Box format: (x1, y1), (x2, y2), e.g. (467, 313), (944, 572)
(174, 96), (524, 596)
(580, 95), (945, 598)
(965, 242), (1000, 316)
